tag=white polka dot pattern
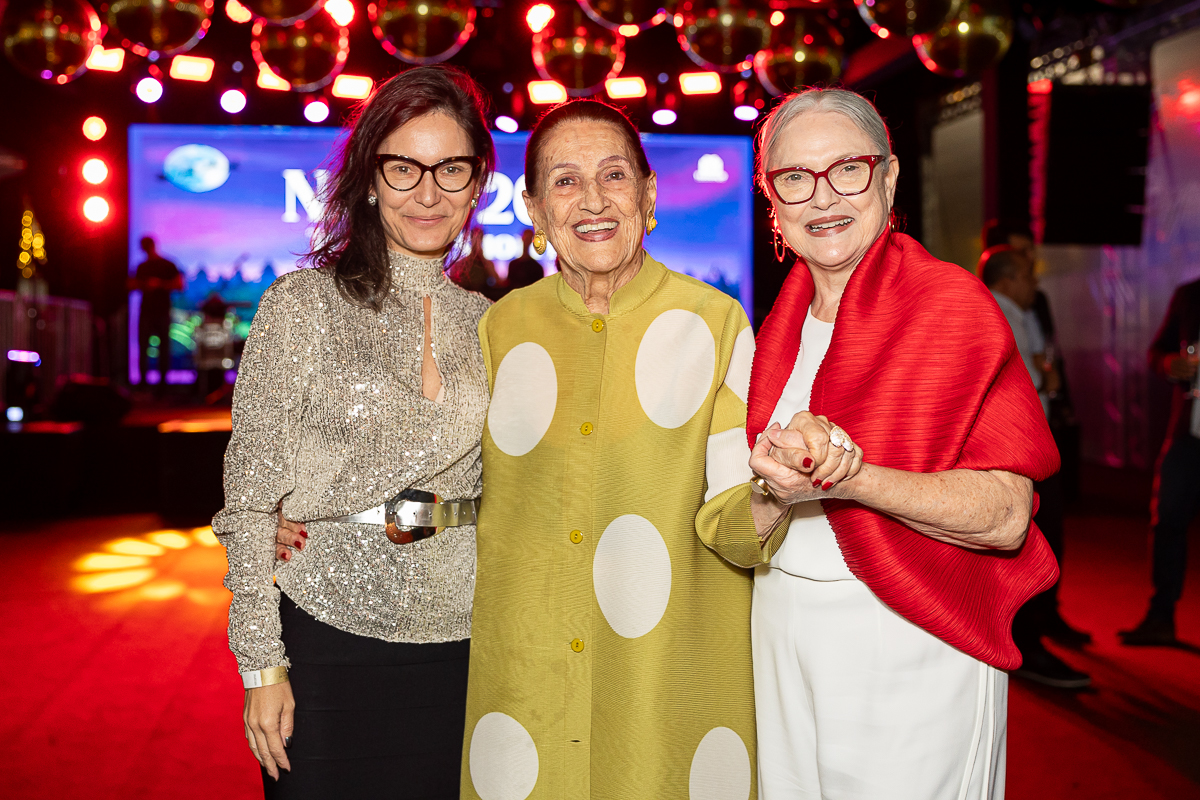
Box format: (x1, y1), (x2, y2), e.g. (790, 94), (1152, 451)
(469, 712), (539, 800)
(724, 326), (755, 404)
(689, 727), (752, 800)
(487, 342), (557, 457)
(593, 514), (672, 639)
(703, 428), (753, 502)
(635, 309), (716, 429)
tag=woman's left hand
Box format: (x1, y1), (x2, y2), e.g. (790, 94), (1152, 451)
(765, 412), (864, 492)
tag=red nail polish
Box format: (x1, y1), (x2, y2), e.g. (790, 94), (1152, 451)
(299, 529), (308, 539)
(822, 482), (833, 491)
(812, 480), (821, 488)
(803, 458), (813, 468)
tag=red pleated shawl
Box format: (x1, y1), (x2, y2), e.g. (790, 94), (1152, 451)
(746, 230), (1060, 670)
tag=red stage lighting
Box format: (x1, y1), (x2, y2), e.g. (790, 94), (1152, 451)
(332, 74), (373, 99)
(605, 76), (647, 99)
(86, 46), (126, 72)
(617, 24), (639, 36)
(770, 10), (784, 25)
(1027, 79), (1052, 95)
(83, 196), (110, 223)
(82, 158), (109, 185)
(528, 79), (568, 104)
(82, 116), (107, 141)
(526, 3), (555, 33)
(679, 71), (721, 95)
(169, 55), (215, 82)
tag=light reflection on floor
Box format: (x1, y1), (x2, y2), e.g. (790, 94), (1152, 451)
(71, 526), (228, 604)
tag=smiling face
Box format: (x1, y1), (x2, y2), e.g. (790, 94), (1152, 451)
(765, 110), (898, 276)
(371, 112), (480, 259)
(523, 120), (656, 279)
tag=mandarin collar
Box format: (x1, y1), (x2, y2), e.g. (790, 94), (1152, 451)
(554, 251), (667, 318)
(387, 249), (449, 294)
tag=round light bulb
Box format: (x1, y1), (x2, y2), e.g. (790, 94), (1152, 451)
(82, 116), (107, 141)
(304, 99), (330, 123)
(220, 89), (247, 114)
(495, 115), (519, 133)
(136, 77), (163, 104)
(651, 108), (677, 126)
(83, 196), (111, 222)
(82, 158), (109, 185)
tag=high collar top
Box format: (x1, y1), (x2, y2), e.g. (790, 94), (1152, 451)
(387, 248), (449, 295)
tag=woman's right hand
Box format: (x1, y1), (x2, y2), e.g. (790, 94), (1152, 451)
(275, 517), (307, 562)
(244, 682), (295, 780)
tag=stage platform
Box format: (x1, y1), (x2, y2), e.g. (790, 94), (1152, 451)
(0, 468), (1197, 799)
(0, 401), (231, 525)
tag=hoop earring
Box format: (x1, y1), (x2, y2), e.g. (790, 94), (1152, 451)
(367, 195), (378, 206)
(773, 224), (787, 263)
(532, 229), (547, 255)
(645, 208), (657, 235)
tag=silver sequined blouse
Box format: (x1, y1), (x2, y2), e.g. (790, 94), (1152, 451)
(212, 251), (491, 673)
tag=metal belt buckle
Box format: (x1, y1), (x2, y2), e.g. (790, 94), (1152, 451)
(384, 490), (441, 545)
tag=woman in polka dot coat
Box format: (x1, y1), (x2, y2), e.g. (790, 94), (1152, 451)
(460, 101), (760, 800)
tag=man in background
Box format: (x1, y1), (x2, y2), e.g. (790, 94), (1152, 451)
(1122, 277), (1200, 645)
(506, 228), (545, 291)
(981, 245), (1091, 689)
(128, 236), (183, 389)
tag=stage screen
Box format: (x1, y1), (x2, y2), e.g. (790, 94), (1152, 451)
(127, 124), (753, 384)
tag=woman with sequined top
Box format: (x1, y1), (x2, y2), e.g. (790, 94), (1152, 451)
(211, 66), (494, 799)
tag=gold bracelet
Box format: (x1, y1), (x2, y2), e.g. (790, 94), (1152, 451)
(241, 666), (289, 689)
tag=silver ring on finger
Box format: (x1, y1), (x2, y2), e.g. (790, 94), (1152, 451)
(828, 424), (855, 453)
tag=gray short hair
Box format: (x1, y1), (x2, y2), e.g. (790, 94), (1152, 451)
(756, 88), (892, 190)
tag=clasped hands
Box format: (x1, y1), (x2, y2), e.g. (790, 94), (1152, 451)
(750, 411), (865, 506)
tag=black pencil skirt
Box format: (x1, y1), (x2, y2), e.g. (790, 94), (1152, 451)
(262, 593), (470, 800)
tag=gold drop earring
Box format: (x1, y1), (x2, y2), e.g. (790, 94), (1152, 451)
(645, 207), (657, 235)
(532, 229), (547, 255)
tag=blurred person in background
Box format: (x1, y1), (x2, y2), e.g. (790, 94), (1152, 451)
(505, 228), (545, 290)
(1122, 276), (1200, 645)
(980, 245), (1090, 689)
(128, 236), (183, 389)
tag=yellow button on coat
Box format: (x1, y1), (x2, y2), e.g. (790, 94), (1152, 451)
(571, 638), (585, 652)
(580, 422), (594, 435)
(570, 530), (584, 544)
(591, 319), (605, 332)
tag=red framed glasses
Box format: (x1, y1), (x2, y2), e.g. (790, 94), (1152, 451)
(765, 154), (886, 205)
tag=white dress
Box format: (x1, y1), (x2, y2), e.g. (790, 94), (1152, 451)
(753, 310), (1008, 800)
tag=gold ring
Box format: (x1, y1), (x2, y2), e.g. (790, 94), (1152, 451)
(749, 474), (775, 501)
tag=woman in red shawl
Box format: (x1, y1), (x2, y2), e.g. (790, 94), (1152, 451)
(697, 89), (1059, 799)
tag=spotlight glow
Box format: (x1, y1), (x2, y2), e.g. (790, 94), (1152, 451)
(82, 158), (109, 184)
(734, 104), (759, 121)
(304, 99), (330, 123)
(651, 108), (677, 126)
(256, 64), (290, 91)
(617, 23), (639, 36)
(220, 88), (247, 113)
(6, 407), (23, 422)
(528, 80), (568, 104)
(495, 115), (519, 133)
(135, 77), (163, 103)
(82, 116), (107, 141)
(169, 55), (215, 82)
(331, 74), (373, 99)
(605, 76), (647, 99)
(225, 0), (253, 22)
(526, 3), (555, 33)
(957, 21), (970, 33)
(325, 0), (355, 25)
(680, 71), (721, 95)
(86, 46), (125, 72)
(769, 10), (784, 25)
(82, 196), (110, 222)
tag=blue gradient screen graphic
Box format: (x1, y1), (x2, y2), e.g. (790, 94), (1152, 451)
(128, 125), (753, 383)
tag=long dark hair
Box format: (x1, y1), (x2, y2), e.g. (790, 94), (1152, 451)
(524, 100), (650, 197)
(303, 66), (495, 311)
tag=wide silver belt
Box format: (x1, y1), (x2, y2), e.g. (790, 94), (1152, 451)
(324, 498), (477, 529)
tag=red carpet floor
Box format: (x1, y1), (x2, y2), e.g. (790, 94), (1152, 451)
(1, 505), (1197, 799)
